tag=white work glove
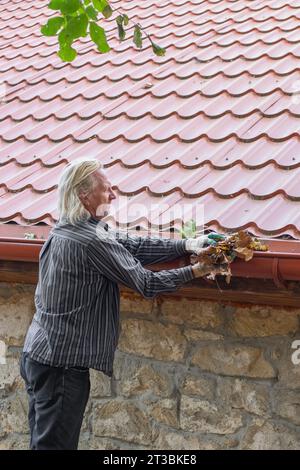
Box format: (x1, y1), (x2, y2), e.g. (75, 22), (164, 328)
(185, 233), (225, 254)
(185, 235), (209, 254)
(191, 262), (228, 279)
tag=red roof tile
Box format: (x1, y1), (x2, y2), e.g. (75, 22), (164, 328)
(1, 0), (300, 238)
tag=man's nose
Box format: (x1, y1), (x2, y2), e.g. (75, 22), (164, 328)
(110, 190), (116, 200)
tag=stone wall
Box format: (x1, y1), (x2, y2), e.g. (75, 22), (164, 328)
(0, 282), (299, 450)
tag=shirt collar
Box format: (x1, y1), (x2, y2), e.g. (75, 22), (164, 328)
(88, 216), (108, 231)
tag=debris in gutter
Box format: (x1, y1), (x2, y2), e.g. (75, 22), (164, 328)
(24, 232), (37, 240)
(193, 231), (268, 284)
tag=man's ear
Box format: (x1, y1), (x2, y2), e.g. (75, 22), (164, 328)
(78, 192), (89, 207)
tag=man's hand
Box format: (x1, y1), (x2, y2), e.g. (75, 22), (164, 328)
(191, 262), (228, 279)
(185, 233), (225, 254)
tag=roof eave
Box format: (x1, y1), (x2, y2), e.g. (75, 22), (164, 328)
(1, 238), (300, 289)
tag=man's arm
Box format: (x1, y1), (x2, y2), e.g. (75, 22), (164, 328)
(113, 230), (187, 266)
(113, 230), (225, 265)
(87, 235), (193, 299)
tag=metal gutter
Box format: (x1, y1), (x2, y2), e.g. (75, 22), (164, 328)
(0, 237), (300, 287)
(0, 238), (44, 263)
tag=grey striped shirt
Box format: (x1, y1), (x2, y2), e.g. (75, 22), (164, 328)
(23, 217), (194, 375)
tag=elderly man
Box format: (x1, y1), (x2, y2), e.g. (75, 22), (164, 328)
(20, 158), (224, 450)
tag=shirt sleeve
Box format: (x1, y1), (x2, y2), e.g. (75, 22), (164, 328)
(87, 234), (194, 299)
(112, 230), (188, 266)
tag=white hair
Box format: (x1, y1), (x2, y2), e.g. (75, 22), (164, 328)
(57, 157), (102, 225)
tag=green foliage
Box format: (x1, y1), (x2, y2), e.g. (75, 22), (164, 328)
(41, 17), (64, 36)
(43, 0), (166, 62)
(65, 13), (89, 38)
(133, 25), (142, 48)
(49, 0), (81, 15)
(92, 0), (105, 10)
(58, 28), (73, 48)
(102, 5), (113, 18)
(150, 39), (166, 56)
(62, 0), (81, 14)
(180, 220), (197, 239)
(116, 15), (126, 41)
(58, 44), (77, 61)
(92, 0), (110, 15)
(24, 232), (37, 240)
(86, 5), (98, 20)
(90, 22), (110, 52)
(48, 0), (63, 9)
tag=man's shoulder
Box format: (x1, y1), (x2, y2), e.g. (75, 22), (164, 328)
(51, 218), (101, 246)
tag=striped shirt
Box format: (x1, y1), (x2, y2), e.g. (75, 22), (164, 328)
(23, 217), (194, 375)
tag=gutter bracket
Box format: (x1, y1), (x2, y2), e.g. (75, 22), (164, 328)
(272, 258), (287, 290)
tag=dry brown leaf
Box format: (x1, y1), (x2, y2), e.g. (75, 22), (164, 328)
(194, 231), (268, 284)
(233, 247), (254, 262)
(249, 240), (268, 251)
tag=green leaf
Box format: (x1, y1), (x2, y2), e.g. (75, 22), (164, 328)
(92, 0), (108, 12)
(90, 22), (110, 53)
(24, 232), (36, 240)
(41, 17), (64, 36)
(58, 45), (77, 62)
(58, 28), (73, 48)
(65, 14), (89, 39)
(116, 15), (126, 41)
(48, 0), (63, 10)
(150, 40), (166, 57)
(84, 0), (91, 4)
(133, 25), (142, 49)
(102, 5), (113, 18)
(86, 5), (98, 20)
(93, 0), (112, 18)
(180, 220), (197, 239)
(60, 0), (81, 15)
(123, 14), (129, 26)
(79, 14), (89, 37)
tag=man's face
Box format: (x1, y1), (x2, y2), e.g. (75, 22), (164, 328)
(84, 169), (116, 219)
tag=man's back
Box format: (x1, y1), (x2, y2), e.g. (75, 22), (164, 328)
(23, 217), (120, 376)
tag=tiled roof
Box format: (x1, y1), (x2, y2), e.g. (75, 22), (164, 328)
(1, 0), (300, 238)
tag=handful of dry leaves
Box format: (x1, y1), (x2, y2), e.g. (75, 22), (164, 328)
(194, 231), (268, 284)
